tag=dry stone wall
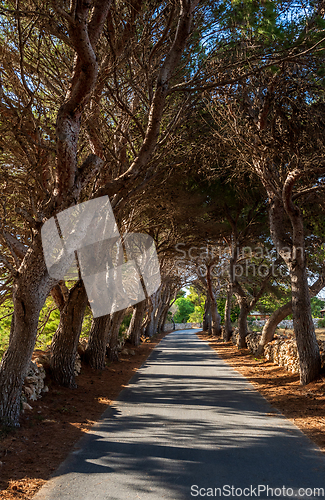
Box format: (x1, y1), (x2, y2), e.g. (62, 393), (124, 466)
(249, 318), (322, 329)
(245, 332), (261, 354)
(164, 322), (203, 331)
(22, 360), (48, 403)
(246, 332), (325, 374)
(21, 352), (82, 407)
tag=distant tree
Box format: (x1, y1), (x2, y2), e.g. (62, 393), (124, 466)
(255, 286), (292, 315)
(173, 297), (195, 323)
(310, 297), (325, 318)
(215, 296), (240, 324)
(188, 287), (205, 322)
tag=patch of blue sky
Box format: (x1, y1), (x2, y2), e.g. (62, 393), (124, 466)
(200, 0), (318, 53)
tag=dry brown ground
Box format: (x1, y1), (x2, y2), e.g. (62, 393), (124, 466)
(0, 331), (169, 500)
(196, 331), (325, 453)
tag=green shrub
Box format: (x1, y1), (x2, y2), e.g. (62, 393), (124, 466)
(119, 312), (133, 338)
(0, 300), (13, 360)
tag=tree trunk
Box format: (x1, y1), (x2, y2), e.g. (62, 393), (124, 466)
(257, 270), (325, 355)
(206, 265), (221, 336)
(203, 296), (212, 334)
(157, 288), (170, 333)
(107, 310), (125, 362)
(158, 305), (169, 332)
(237, 299), (249, 348)
(50, 281), (88, 388)
(155, 301), (168, 334)
(290, 263), (321, 385)
(268, 192), (321, 384)
(159, 287), (172, 332)
(223, 285), (233, 341)
(232, 279), (250, 348)
(257, 301), (292, 355)
(145, 315), (159, 337)
(84, 314), (111, 369)
(145, 288), (161, 337)
(211, 301), (221, 337)
(0, 295), (42, 426)
(0, 238), (53, 426)
(0, 2), (113, 427)
(127, 301), (146, 347)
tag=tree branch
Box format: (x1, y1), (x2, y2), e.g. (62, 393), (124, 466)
(0, 254), (18, 278)
(95, 0), (200, 198)
(2, 232), (28, 262)
(73, 154), (104, 197)
(282, 169), (303, 218)
(54, 0), (112, 203)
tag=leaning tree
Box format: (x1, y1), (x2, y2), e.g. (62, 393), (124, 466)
(0, 0), (204, 426)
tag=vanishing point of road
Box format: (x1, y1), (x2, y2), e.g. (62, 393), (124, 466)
(34, 329), (325, 500)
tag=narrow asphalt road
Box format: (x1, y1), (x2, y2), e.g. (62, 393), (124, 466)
(35, 330), (325, 500)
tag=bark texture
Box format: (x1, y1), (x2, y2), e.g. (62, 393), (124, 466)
(84, 314), (111, 369)
(0, 236), (54, 426)
(206, 265), (221, 336)
(157, 287), (171, 333)
(236, 298), (249, 348)
(145, 287), (163, 337)
(203, 296), (212, 334)
(257, 301), (292, 354)
(50, 281), (88, 388)
(107, 310), (125, 362)
(223, 285), (233, 341)
(290, 262), (321, 384)
(269, 192), (321, 385)
(127, 301), (146, 347)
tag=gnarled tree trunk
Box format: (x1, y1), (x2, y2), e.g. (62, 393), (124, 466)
(50, 281), (88, 388)
(145, 287), (162, 337)
(0, 238), (53, 426)
(107, 310), (125, 362)
(258, 267), (321, 383)
(157, 287), (171, 333)
(236, 298), (249, 348)
(232, 277), (250, 348)
(211, 301), (221, 337)
(269, 192), (321, 385)
(223, 284), (233, 341)
(203, 296), (212, 334)
(290, 262), (321, 384)
(127, 300), (146, 347)
(84, 314), (111, 369)
(158, 306), (169, 332)
(206, 265), (221, 337)
(257, 301), (292, 355)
